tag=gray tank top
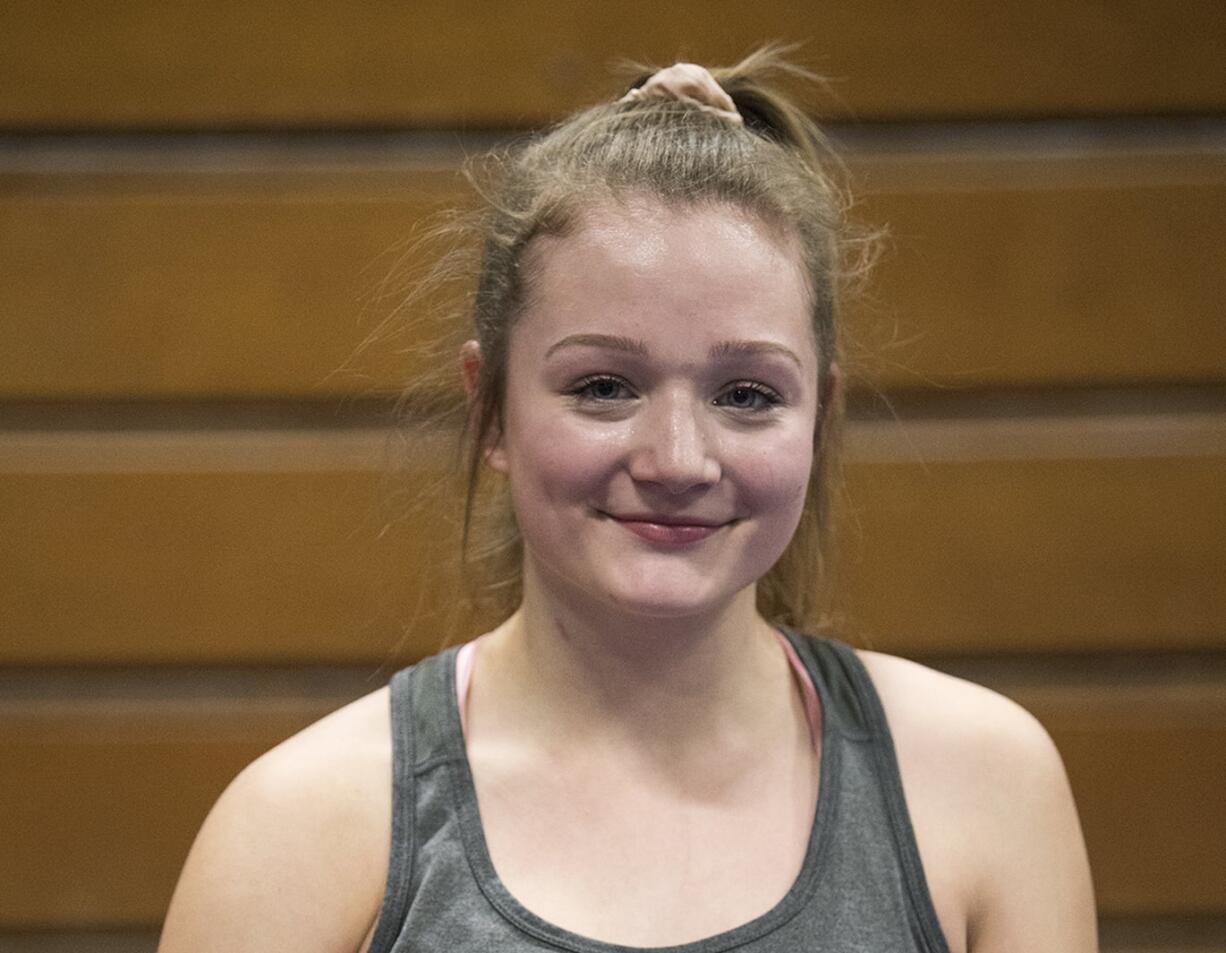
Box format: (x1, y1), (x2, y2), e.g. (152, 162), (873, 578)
(366, 629), (951, 952)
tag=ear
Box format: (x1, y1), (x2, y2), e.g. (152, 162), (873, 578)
(486, 435), (510, 475)
(459, 339), (482, 401)
(458, 339), (509, 474)
(822, 361), (845, 411)
(815, 360), (844, 447)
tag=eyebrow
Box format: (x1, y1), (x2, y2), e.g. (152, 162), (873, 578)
(709, 339), (805, 371)
(545, 334), (648, 359)
(545, 334), (804, 371)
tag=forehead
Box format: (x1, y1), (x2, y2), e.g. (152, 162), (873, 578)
(515, 198), (817, 361)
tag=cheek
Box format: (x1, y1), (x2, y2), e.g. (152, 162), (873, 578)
(504, 414), (622, 508)
(733, 427), (815, 515)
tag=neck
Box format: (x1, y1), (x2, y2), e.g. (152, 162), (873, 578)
(476, 557), (789, 754)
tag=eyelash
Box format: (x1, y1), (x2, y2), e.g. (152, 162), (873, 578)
(567, 375), (783, 412)
(720, 381), (784, 411)
(569, 375), (634, 403)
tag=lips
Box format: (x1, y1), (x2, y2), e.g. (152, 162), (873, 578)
(601, 511), (732, 546)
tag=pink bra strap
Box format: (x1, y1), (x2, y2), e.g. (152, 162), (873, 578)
(456, 630), (821, 752)
(455, 636), (481, 736)
(773, 629), (823, 751)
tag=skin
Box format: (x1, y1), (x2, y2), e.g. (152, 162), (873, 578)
(158, 199), (1097, 953)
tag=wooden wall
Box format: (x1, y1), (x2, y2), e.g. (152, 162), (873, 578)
(2, 3), (1224, 950)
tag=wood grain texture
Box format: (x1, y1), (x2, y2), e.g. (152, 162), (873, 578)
(0, 696), (340, 928)
(836, 451), (1226, 656)
(1, 414), (1223, 664)
(1000, 675), (1226, 915)
(0, 433), (471, 666)
(1, 0), (1224, 127)
(1098, 916), (1226, 953)
(0, 166), (461, 400)
(3, 149), (1224, 399)
(849, 154), (1226, 391)
(1, 670), (1222, 926)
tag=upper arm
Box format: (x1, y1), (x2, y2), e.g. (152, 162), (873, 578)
(964, 702), (1097, 953)
(861, 652), (1097, 953)
(158, 694), (392, 953)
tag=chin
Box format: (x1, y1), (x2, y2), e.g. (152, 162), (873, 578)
(592, 570), (750, 621)
(525, 542), (767, 622)
(605, 593), (723, 620)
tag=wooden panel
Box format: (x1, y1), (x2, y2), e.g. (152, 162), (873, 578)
(0, 167), (460, 401)
(0, 692), (338, 928)
(0, 935), (157, 953)
(1, 414), (1224, 664)
(997, 675), (1226, 916)
(3, 150), (1224, 400)
(1098, 917), (1226, 953)
(1, 671), (1223, 926)
(849, 154), (1226, 390)
(0, 429), (478, 666)
(838, 414), (1226, 656)
(1, 1), (1224, 127)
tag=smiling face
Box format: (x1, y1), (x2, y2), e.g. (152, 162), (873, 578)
(484, 198), (821, 620)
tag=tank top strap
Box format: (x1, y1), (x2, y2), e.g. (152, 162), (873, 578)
(777, 628), (875, 741)
(367, 648), (465, 953)
(403, 646), (465, 765)
(779, 628), (951, 953)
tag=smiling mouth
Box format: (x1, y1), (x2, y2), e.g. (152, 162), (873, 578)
(599, 511), (734, 545)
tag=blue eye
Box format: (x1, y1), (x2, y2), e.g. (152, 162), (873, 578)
(717, 382), (781, 412)
(571, 375), (633, 402)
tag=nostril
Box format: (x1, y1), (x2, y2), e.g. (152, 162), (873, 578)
(628, 449), (721, 494)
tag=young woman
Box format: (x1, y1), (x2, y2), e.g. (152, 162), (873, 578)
(158, 52), (1097, 953)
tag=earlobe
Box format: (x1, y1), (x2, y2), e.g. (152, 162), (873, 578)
(815, 361), (844, 447)
(485, 443), (509, 474)
(459, 339), (482, 401)
(824, 361), (845, 411)
(459, 339), (509, 473)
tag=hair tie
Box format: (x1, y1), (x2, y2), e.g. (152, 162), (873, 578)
(619, 63), (743, 126)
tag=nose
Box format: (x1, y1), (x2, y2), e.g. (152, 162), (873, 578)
(627, 391), (721, 493)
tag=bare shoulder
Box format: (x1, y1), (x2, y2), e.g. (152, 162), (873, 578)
(857, 649), (1054, 772)
(158, 686), (393, 953)
(857, 650), (1097, 953)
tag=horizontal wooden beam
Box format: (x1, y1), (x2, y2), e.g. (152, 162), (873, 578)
(2, 1), (1224, 127)
(997, 674), (1226, 916)
(0, 695), (339, 927)
(0, 164), (460, 401)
